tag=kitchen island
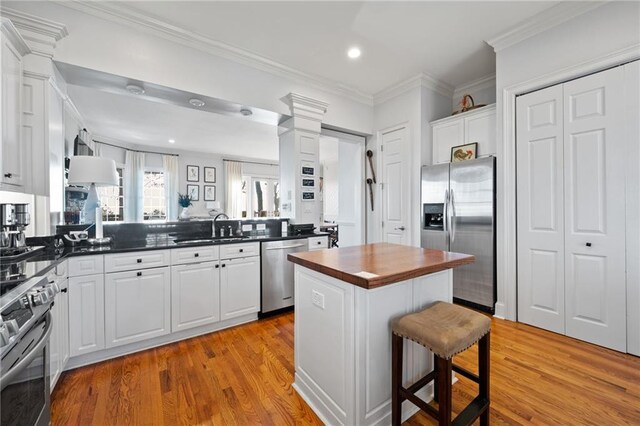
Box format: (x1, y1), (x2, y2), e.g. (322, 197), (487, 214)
(288, 243), (474, 426)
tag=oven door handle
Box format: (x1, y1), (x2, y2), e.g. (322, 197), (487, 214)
(0, 311), (53, 391)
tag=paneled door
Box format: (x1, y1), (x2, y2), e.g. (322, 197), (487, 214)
(563, 66), (626, 352)
(381, 125), (409, 245)
(516, 84), (566, 334)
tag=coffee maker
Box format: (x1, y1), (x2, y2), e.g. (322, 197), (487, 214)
(1, 203), (32, 257)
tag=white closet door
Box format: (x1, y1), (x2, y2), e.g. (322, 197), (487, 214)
(381, 125), (409, 245)
(563, 66), (627, 352)
(516, 85), (566, 334)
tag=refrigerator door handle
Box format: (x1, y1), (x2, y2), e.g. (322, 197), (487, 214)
(450, 189), (456, 244)
(443, 189), (449, 233)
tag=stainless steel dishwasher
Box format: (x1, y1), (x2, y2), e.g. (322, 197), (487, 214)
(261, 238), (308, 314)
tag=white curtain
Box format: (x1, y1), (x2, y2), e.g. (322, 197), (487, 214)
(93, 142), (103, 158)
(163, 155), (179, 221)
(124, 151), (145, 222)
(225, 160), (243, 218)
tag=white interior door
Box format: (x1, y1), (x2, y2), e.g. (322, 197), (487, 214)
(563, 66), (626, 352)
(381, 125), (409, 245)
(516, 84), (566, 334)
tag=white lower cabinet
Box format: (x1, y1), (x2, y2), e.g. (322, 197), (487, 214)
(49, 276), (69, 392)
(171, 261), (220, 332)
(220, 256), (260, 320)
(105, 267), (171, 348)
(69, 273), (105, 357)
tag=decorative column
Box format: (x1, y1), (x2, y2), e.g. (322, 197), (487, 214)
(279, 93), (329, 226)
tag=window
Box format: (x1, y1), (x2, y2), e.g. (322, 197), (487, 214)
(98, 167), (124, 221)
(242, 176), (279, 217)
(143, 170), (166, 220)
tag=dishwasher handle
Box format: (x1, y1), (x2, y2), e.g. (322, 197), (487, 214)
(265, 244), (306, 251)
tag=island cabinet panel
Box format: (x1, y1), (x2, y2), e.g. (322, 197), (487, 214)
(171, 261), (220, 332)
(220, 256), (260, 320)
(293, 265), (453, 426)
(105, 266), (171, 348)
(69, 274), (105, 357)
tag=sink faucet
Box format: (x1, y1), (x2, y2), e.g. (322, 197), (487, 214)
(212, 213), (229, 236)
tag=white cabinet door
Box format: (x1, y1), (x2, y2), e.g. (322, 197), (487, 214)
(0, 32), (24, 188)
(432, 120), (463, 164)
(69, 274), (105, 357)
(171, 261), (220, 332)
(516, 84), (566, 334)
(563, 66), (626, 352)
(381, 125), (409, 245)
(49, 277), (69, 392)
(464, 108), (496, 157)
(105, 267), (170, 348)
(220, 256), (260, 320)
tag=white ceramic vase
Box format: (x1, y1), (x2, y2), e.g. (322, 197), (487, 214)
(180, 207), (190, 220)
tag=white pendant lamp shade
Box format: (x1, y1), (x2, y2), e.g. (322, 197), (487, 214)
(68, 156), (118, 186)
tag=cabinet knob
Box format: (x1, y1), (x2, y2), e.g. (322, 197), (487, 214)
(317, 241), (322, 245)
(239, 249), (244, 253)
(61, 288), (68, 293)
(137, 272), (142, 277)
(586, 242), (592, 247)
(215, 264), (219, 268)
(194, 253), (199, 257)
(4, 173), (12, 178)
(221, 264), (226, 268)
(137, 259), (142, 263)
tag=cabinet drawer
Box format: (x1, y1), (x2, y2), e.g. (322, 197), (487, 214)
(68, 255), (104, 277)
(220, 242), (259, 259)
(171, 245), (219, 265)
(308, 236), (329, 251)
(105, 250), (170, 273)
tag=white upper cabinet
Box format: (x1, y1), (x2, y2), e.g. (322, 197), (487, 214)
(431, 104), (496, 164)
(0, 19), (29, 190)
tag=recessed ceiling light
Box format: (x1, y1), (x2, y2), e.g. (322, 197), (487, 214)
(168, 139), (175, 144)
(347, 47), (361, 59)
(240, 108), (253, 116)
(125, 84), (145, 95)
(189, 98), (205, 107)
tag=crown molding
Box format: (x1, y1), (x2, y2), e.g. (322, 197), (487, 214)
(0, 7), (67, 57)
(452, 73), (496, 100)
(373, 73), (454, 105)
(0, 17), (31, 56)
(54, 0), (374, 106)
(486, 2), (607, 52)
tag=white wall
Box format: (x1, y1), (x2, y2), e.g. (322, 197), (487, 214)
(367, 86), (450, 246)
(494, 1), (640, 320)
(451, 82), (496, 112)
(4, 1), (374, 136)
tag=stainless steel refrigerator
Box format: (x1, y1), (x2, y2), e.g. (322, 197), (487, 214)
(421, 157), (496, 313)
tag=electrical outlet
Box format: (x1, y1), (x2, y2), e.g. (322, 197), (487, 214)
(242, 224), (253, 232)
(256, 224), (266, 231)
(311, 290), (325, 309)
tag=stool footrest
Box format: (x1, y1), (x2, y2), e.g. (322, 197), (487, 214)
(452, 396), (489, 426)
(406, 370), (436, 395)
(452, 364), (480, 383)
(399, 388), (439, 419)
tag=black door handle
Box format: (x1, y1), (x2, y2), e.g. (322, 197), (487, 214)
(61, 288), (68, 293)
(137, 259), (142, 263)
(4, 173), (12, 178)
(586, 242), (592, 247)
(137, 272), (142, 277)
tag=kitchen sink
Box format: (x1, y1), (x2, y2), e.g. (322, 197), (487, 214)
(174, 236), (249, 244)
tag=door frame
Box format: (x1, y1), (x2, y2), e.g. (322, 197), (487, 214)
(498, 45), (640, 321)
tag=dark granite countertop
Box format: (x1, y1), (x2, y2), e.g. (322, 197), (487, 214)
(1, 233), (330, 288)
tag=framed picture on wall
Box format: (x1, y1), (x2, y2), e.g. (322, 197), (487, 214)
(204, 185), (216, 201)
(450, 143), (478, 162)
(204, 167), (216, 183)
(187, 184), (199, 201)
(302, 178), (315, 188)
(187, 165), (199, 182)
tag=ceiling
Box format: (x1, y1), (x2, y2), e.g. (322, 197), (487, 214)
(112, 1), (559, 95)
(66, 83), (280, 161)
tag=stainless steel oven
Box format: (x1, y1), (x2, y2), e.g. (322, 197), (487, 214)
(1, 275), (55, 426)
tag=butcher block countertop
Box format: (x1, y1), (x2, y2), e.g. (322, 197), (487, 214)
(287, 242), (474, 289)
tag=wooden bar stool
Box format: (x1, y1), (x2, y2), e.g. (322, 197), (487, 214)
(391, 301), (491, 426)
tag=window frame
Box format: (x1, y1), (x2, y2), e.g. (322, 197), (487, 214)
(142, 167), (167, 222)
(98, 164), (125, 223)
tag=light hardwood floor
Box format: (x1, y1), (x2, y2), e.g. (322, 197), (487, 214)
(51, 312), (640, 425)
